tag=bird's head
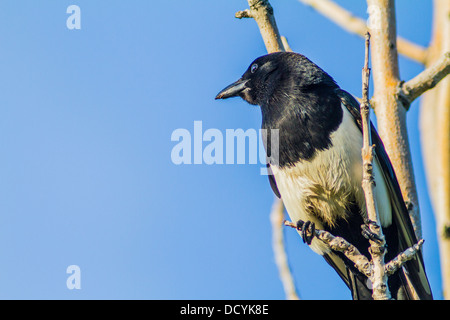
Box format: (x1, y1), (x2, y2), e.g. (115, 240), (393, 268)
(215, 52), (286, 105)
(215, 52), (336, 106)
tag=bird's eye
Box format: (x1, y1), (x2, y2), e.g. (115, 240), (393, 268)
(251, 63), (258, 73)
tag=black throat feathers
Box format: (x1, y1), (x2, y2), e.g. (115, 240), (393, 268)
(262, 84), (343, 168)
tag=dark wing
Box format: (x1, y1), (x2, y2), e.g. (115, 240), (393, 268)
(323, 252), (373, 300)
(338, 89), (433, 300)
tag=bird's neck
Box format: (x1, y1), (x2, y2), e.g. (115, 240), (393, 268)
(261, 86), (343, 168)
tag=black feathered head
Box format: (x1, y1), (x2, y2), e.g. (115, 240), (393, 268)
(215, 52), (338, 106)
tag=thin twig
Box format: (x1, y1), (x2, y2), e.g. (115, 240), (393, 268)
(281, 36), (293, 52)
(236, 0), (285, 53)
(284, 221), (372, 277)
(360, 32), (391, 300)
(235, 9), (253, 19)
(399, 52), (450, 108)
(385, 240), (425, 276)
(270, 199), (300, 300)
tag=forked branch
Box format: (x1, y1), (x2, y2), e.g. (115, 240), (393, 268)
(398, 52), (450, 108)
(284, 221), (372, 277)
(236, 0), (285, 53)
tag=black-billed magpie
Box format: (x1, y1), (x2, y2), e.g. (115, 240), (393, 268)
(215, 52), (432, 300)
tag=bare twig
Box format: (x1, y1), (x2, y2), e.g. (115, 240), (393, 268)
(270, 199), (299, 300)
(359, 32), (391, 300)
(399, 52), (450, 108)
(235, 9), (253, 19)
(236, 0), (285, 53)
(297, 0), (428, 64)
(385, 240), (425, 276)
(284, 221), (372, 277)
(281, 36), (293, 52)
(285, 219), (425, 300)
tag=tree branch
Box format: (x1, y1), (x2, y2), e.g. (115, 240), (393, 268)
(419, 0), (450, 299)
(366, 0), (422, 239)
(399, 52), (450, 108)
(284, 221), (372, 277)
(236, 0), (285, 53)
(235, 9), (253, 19)
(297, 0), (428, 64)
(360, 32), (391, 300)
(384, 240), (424, 276)
(270, 199), (300, 300)
(285, 218), (425, 299)
(281, 36), (293, 52)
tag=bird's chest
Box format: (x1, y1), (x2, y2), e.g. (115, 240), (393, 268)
(270, 108), (365, 228)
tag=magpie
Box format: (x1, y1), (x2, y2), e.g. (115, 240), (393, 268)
(215, 52), (433, 300)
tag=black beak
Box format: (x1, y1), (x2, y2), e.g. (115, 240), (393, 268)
(215, 79), (249, 100)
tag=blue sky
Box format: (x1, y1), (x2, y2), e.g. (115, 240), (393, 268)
(0, 1), (442, 299)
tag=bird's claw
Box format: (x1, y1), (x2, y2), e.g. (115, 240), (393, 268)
(361, 220), (383, 244)
(296, 220), (315, 245)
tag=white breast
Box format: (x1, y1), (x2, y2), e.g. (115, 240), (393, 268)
(271, 105), (392, 254)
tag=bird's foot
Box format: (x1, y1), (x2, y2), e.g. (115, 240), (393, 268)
(361, 220), (384, 244)
(296, 220), (315, 245)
